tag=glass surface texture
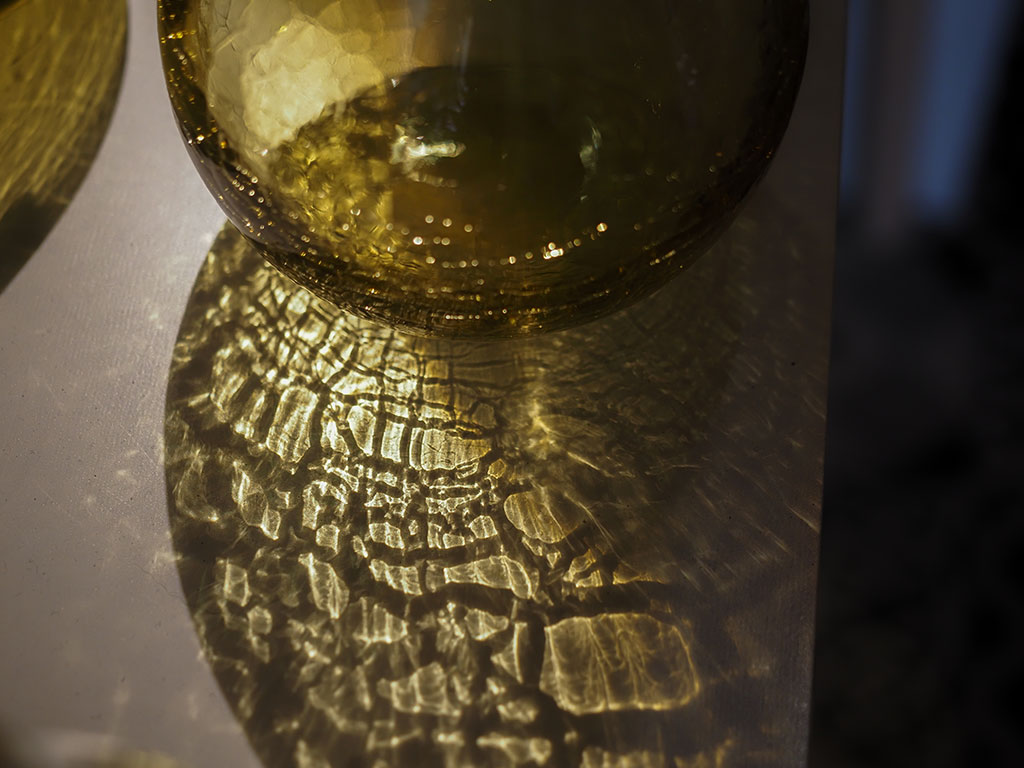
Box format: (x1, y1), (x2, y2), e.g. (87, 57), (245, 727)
(158, 0), (807, 336)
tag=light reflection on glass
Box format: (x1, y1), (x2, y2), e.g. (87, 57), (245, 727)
(157, 0), (808, 336)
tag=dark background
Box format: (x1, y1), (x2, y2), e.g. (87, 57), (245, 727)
(810, 1), (1023, 766)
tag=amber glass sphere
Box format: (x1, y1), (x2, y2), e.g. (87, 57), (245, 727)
(159, 0), (807, 337)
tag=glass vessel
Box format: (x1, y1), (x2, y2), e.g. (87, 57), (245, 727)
(158, 0), (807, 336)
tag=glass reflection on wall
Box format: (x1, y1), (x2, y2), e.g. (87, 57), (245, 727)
(0, 0), (127, 290)
(164, 211), (812, 767)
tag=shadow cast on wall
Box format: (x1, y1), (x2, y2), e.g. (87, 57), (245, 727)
(0, 0), (127, 292)
(164, 217), (804, 768)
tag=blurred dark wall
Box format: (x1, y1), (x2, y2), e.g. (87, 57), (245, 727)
(811, 1), (1024, 766)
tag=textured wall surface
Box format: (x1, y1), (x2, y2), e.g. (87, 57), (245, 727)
(0, 1), (843, 766)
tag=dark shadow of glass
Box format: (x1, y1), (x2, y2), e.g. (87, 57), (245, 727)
(164, 217), (808, 768)
(0, 0), (127, 293)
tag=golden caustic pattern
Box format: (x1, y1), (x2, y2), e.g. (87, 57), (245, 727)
(158, 0), (807, 336)
(164, 222), (806, 767)
(0, 0), (126, 288)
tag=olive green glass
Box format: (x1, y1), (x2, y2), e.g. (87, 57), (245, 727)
(158, 0), (807, 336)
